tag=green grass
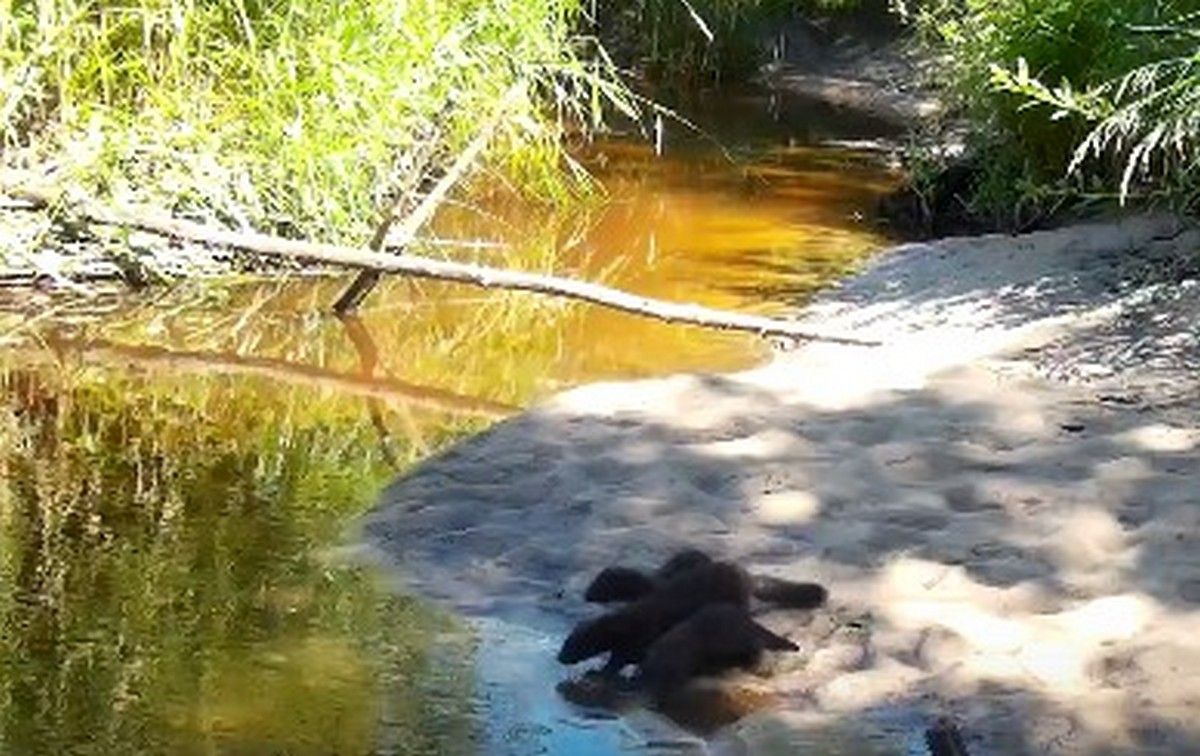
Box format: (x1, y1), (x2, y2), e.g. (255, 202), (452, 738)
(0, 0), (637, 254)
(992, 27), (1200, 210)
(913, 0), (1200, 222)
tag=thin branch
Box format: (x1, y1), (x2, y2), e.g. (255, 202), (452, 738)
(7, 187), (880, 346)
(333, 85), (519, 314)
(340, 316), (404, 467)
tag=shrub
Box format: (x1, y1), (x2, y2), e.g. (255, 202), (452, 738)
(992, 23), (1200, 210)
(915, 0), (1200, 220)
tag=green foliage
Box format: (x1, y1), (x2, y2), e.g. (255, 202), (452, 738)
(0, 0), (636, 247)
(993, 42), (1200, 209)
(916, 0), (1200, 220)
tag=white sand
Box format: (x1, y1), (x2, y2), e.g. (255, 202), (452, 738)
(364, 214), (1200, 754)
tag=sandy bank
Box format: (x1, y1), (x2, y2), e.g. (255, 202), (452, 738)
(765, 35), (942, 127)
(363, 214), (1200, 754)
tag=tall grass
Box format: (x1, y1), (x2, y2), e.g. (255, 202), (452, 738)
(914, 0), (1200, 220)
(0, 0), (637, 249)
(992, 20), (1200, 210)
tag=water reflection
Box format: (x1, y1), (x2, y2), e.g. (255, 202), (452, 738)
(0, 366), (477, 754)
(0, 95), (897, 753)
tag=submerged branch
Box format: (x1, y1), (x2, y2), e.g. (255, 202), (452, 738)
(7, 187), (880, 346)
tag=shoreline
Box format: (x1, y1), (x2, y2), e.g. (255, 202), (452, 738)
(363, 212), (1200, 753)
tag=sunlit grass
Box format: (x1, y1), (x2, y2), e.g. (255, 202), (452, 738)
(0, 0), (637, 264)
(914, 0), (1200, 217)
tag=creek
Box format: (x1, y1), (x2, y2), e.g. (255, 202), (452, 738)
(0, 88), (898, 754)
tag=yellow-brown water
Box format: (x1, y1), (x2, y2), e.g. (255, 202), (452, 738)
(0, 94), (897, 754)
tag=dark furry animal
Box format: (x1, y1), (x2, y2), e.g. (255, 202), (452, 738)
(560, 558), (821, 672)
(583, 566), (656, 603)
(559, 560), (752, 671)
(637, 603), (799, 700)
(925, 717), (971, 756)
(583, 549), (827, 610)
(584, 549), (712, 603)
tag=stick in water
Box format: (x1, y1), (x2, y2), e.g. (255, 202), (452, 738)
(6, 186), (880, 346)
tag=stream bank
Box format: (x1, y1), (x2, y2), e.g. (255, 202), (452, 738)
(0, 96), (900, 754)
(365, 213), (1200, 753)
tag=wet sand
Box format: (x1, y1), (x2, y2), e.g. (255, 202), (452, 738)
(364, 214), (1200, 754)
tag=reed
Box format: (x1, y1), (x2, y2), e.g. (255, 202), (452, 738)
(0, 0), (637, 261)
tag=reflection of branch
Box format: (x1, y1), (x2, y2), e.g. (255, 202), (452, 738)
(367, 401), (404, 468)
(339, 315), (404, 467)
(341, 315), (381, 375)
(38, 338), (516, 420)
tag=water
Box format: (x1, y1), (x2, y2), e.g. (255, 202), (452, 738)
(0, 90), (899, 754)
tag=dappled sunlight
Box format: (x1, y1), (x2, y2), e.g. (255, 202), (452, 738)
(862, 553), (1200, 751)
(875, 558), (1153, 690)
(743, 214), (1199, 419)
(695, 428), (808, 461)
(751, 308), (1129, 412)
(743, 330), (1066, 412)
(1043, 506), (1133, 585)
(5, 79), (1195, 754)
(816, 658), (925, 712)
(366, 305), (1200, 750)
(1120, 423), (1199, 453)
(0, 119), (904, 753)
(752, 490), (822, 526)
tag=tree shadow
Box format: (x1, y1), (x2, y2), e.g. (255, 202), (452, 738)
(362, 351), (1200, 753)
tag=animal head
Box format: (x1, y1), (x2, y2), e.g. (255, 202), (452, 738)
(557, 615), (619, 664)
(584, 567), (655, 603)
(656, 549), (713, 579)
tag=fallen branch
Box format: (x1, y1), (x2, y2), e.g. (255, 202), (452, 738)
(8, 187), (880, 346)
